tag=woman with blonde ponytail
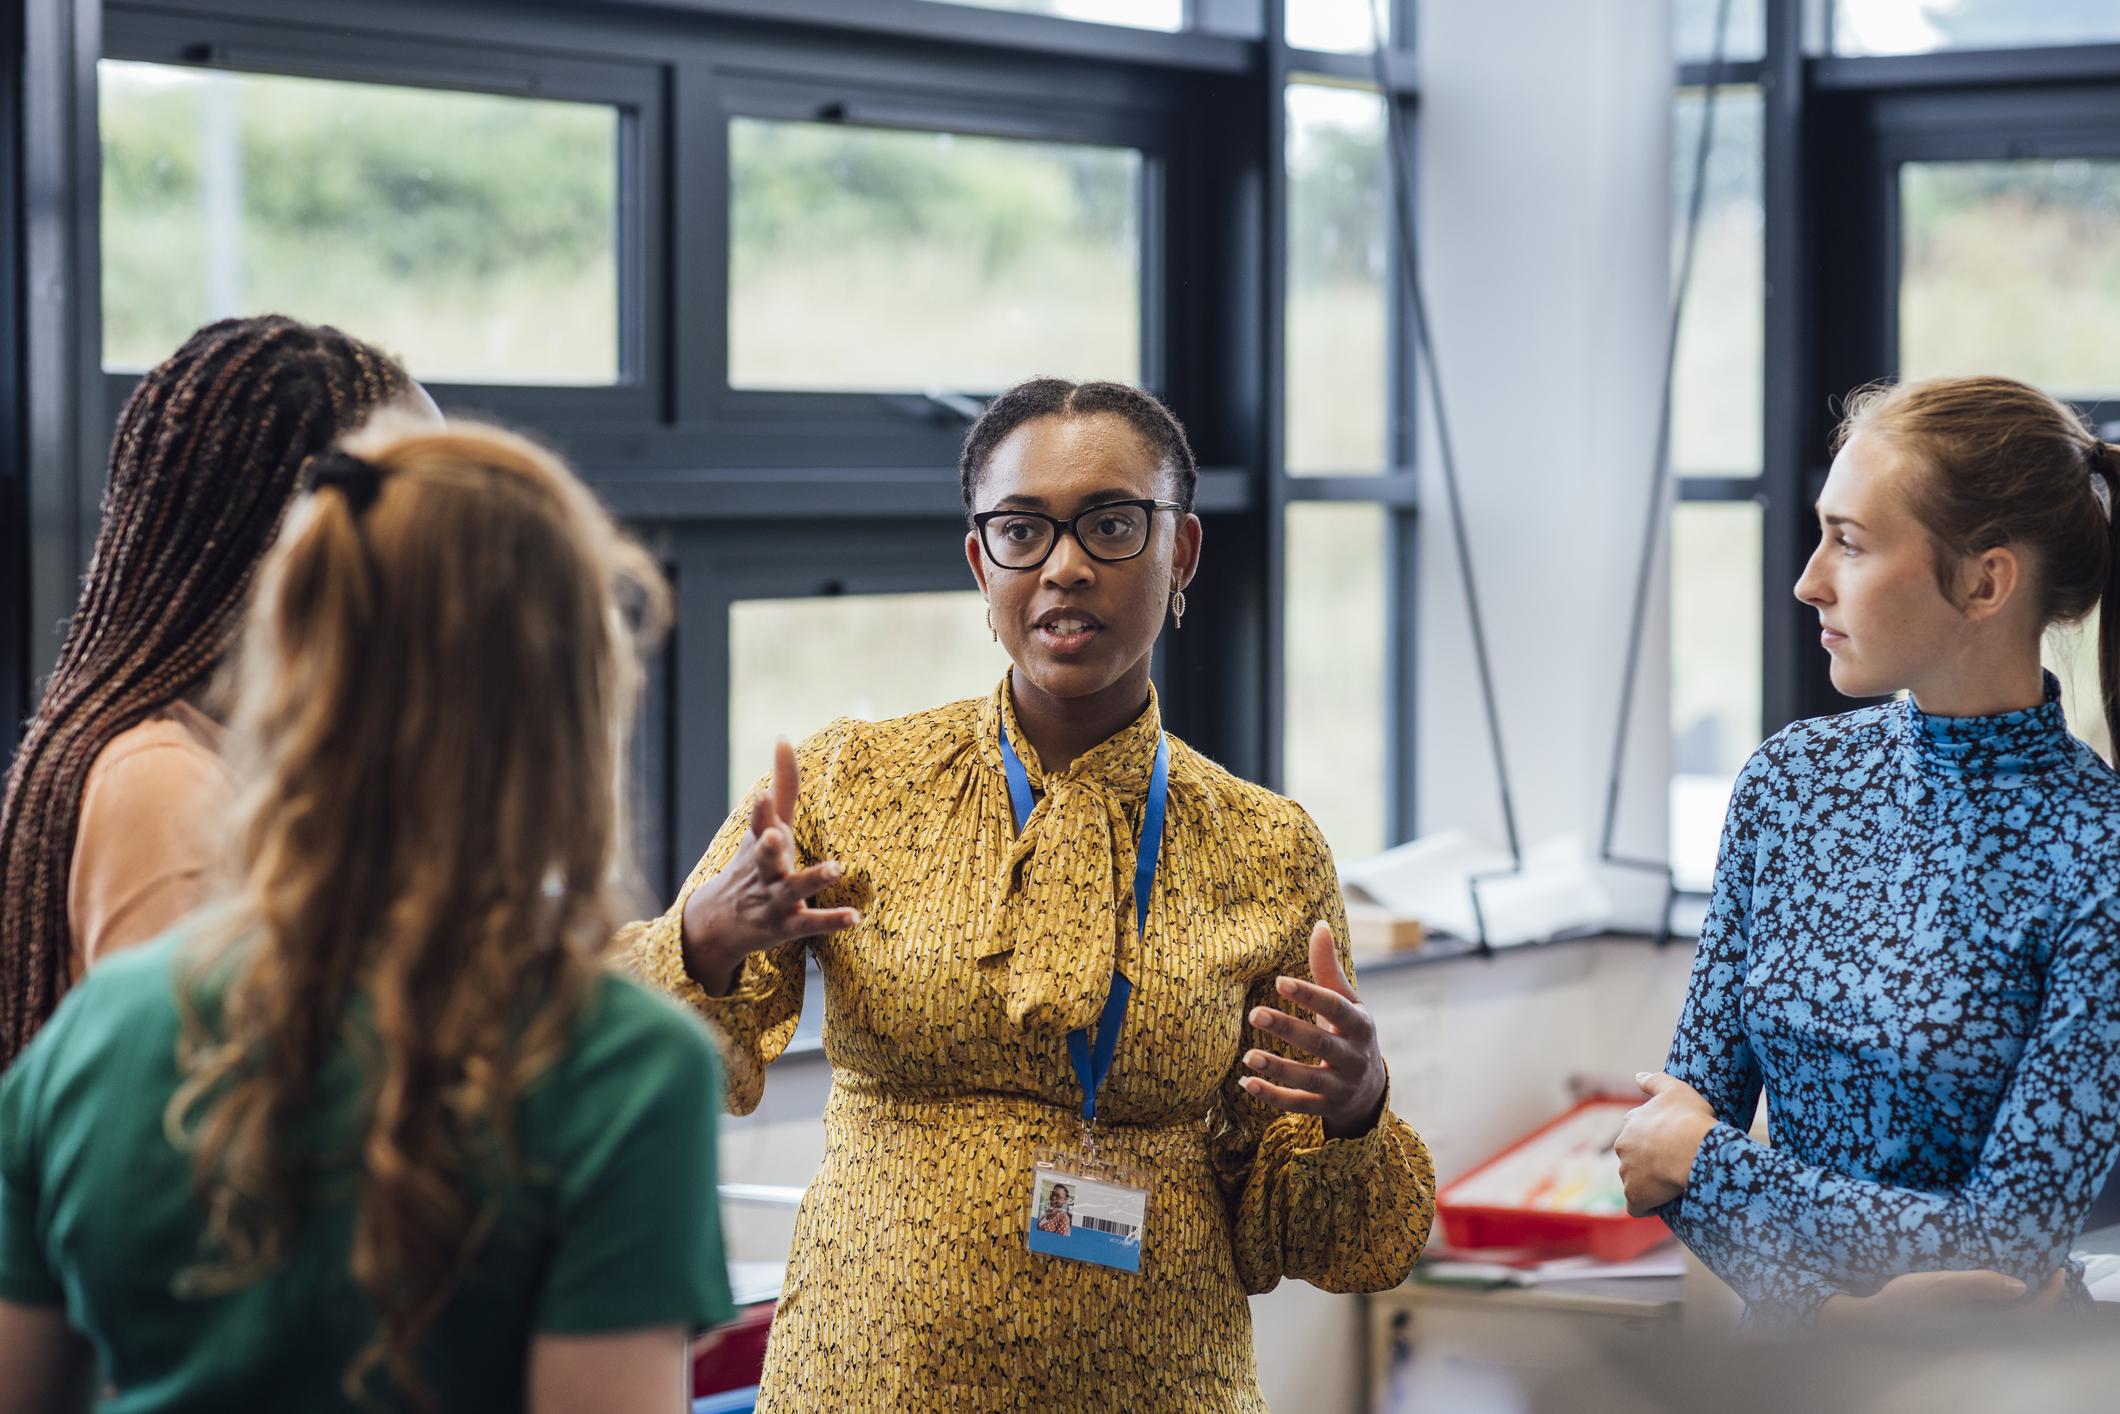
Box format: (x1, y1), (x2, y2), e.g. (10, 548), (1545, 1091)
(1616, 376), (2120, 1326)
(0, 420), (732, 1411)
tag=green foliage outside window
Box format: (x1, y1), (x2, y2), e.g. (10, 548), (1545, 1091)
(100, 62), (619, 383)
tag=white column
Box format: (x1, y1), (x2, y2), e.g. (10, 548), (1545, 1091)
(1411, 0), (1675, 884)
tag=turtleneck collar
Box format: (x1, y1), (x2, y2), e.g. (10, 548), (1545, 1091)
(978, 671), (1164, 804)
(1899, 670), (2076, 783)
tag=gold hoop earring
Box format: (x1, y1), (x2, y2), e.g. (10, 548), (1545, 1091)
(986, 601), (997, 642)
(1171, 589), (1187, 630)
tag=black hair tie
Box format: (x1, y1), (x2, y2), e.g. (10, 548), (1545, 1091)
(303, 449), (384, 516)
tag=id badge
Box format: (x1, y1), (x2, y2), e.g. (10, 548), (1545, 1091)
(1026, 1153), (1149, 1274)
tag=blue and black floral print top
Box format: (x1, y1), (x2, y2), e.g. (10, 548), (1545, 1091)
(1662, 673), (2120, 1324)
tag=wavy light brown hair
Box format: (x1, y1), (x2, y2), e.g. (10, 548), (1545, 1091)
(0, 316), (412, 1064)
(1835, 375), (2120, 755)
(163, 417), (668, 1410)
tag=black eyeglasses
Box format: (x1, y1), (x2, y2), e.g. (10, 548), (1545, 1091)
(971, 499), (1185, 570)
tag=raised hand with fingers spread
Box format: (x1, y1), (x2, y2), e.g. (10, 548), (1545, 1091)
(679, 737), (861, 995)
(1238, 920), (1388, 1139)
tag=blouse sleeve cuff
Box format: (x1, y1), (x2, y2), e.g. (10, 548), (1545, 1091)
(690, 949), (788, 1022)
(629, 908), (780, 1016)
(1279, 1098), (1401, 1166)
(1272, 1096), (1435, 1290)
(1683, 1118), (1757, 1214)
(628, 911), (706, 1008)
(1276, 1091), (1433, 1216)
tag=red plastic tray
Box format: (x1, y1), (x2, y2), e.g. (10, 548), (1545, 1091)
(1435, 1097), (1669, 1262)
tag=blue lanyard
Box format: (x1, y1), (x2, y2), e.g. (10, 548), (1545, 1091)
(999, 719), (1170, 1124)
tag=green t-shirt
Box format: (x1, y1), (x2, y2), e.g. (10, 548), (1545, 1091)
(0, 931), (734, 1412)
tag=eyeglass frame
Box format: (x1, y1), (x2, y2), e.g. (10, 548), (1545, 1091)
(970, 498), (1187, 570)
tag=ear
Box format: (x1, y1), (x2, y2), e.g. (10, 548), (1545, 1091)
(965, 528), (990, 597)
(1958, 544), (2023, 623)
(1172, 514), (1204, 593)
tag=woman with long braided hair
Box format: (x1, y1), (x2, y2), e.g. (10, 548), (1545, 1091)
(0, 315), (420, 1065)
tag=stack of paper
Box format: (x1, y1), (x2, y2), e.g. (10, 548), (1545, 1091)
(1341, 829), (1616, 948)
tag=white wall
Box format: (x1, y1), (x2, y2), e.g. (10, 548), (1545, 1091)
(1411, 0), (1675, 874)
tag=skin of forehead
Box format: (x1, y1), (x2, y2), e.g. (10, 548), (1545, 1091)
(978, 411), (1172, 512)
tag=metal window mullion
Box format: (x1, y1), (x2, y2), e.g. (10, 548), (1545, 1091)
(1, 14), (21, 739)
(672, 51), (724, 425)
(1678, 58), (1768, 88)
(1386, 504), (1419, 845)
(1815, 42), (2120, 91)
(22, 0), (102, 696)
(1384, 76), (1419, 842)
(1760, 0), (1818, 735)
(1139, 144), (1171, 401)
(1262, 0), (1291, 793)
(1677, 475), (1765, 502)
(111, 0), (1254, 76)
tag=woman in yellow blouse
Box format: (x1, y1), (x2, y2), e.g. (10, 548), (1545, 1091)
(625, 378), (1434, 1411)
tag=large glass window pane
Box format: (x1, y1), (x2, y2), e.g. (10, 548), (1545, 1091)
(729, 120), (1141, 393)
(1900, 160), (2120, 400)
(1286, 0), (1391, 54)
(1671, 89), (1764, 477)
(100, 61), (619, 383)
(1284, 503), (1390, 862)
(1836, 1), (2120, 55)
(728, 592), (1011, 808)
(923, 0), (1182, 27)
(1670, 500), (1762, 892)
(1286, 84), (1388, 475)
(1675, 0), (1767, 63)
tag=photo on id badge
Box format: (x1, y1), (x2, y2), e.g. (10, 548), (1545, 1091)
(1027, 1159), (1148, 1273)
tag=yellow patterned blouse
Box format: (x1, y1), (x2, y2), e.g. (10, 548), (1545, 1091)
(624, 677), (1434, 1412)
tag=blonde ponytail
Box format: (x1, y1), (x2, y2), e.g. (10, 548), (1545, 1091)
(167, 417), (669, 1411)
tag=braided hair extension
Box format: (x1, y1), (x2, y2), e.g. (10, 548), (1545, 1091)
(957, 378), (1198, 515)
(0, 316), (412, 1064)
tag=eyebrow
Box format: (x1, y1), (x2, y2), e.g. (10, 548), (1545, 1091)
(988, 487), (1142, 512)
(1816, 508), (1868, 531)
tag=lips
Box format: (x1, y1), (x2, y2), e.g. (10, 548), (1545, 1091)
(1032, 606), (1105, 656)
(1820, 622), (1848, 649)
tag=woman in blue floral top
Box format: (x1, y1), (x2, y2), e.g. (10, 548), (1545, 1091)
(1616, 376), (2120, 1326)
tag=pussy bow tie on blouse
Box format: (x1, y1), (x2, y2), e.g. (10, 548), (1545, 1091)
(976, 681), (1163, 1036)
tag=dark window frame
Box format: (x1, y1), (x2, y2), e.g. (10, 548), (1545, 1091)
(1264, 5), (1421, 851)
(2, 1), (23, 744)
(98, 10), (668, 430)
(11, 0), (1432, 882)
(1764, 14), (2120, 730)
(1872, 86), (2120, 385)
(666, 519), (993, 880)
(694, 47), (1181, 461)
(1672, 7), (2120, 897)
